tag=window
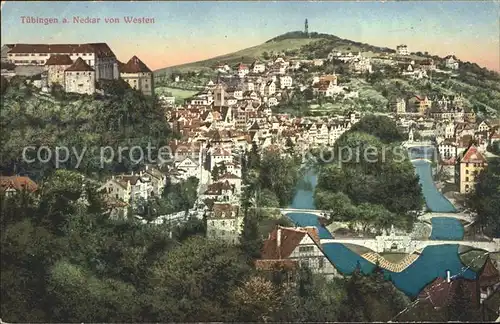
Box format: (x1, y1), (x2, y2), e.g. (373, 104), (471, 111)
(299, 246), (314, 253)
(466, 177), (469, 182)
(466, 170), (469, 175)
(222, 221), (226, 226)
(318, 257), (324, 269)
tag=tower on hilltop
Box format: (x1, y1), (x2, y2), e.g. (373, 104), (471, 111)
(304, 19), (309, 35)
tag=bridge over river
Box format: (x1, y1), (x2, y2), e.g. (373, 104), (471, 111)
(319, 237), (500, 254)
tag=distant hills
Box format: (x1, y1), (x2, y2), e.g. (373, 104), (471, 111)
(154, 31), (395, 75)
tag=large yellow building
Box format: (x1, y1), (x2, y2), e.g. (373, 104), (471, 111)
(456, 145), (488, 194)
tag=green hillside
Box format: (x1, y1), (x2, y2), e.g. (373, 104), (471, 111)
(155, 31), (397, 75)
(155, 36), (321, 75)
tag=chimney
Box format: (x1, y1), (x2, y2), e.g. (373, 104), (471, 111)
(446, 270), (451, 283)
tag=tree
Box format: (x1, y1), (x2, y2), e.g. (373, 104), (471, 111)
(339, 267), (366, 321)
(467, 158), (500, 237)
(211, 164), (220, 181)
(239, 210), (263, 261)
(230, 275), (283, 322)
(447, 280), (478, 321)
(349, 115), (405, 144)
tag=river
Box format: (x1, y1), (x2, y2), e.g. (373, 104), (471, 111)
(285, 149), (476, 297)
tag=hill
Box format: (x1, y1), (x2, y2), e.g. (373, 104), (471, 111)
(155, 31), (396, 75)
(155, 35), (319, 75)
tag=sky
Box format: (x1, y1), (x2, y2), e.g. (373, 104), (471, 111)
(1, 1), (499, 71)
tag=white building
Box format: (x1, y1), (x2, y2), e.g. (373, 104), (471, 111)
(444, 55), (459, 70)
(7, 43), (118, 80)
(206, 203), (243, 244)
(250, 60), (266, 74)
(279, 75), (293, 89)
(438, 140), (458, 160)
(174, 157), (200, 180)
(237, 64), (249, 78)
(210, 147), (233, 171)
(64, 57), (96, 95)
(394, 98), (407, 114)
(396, 44), (409, 56)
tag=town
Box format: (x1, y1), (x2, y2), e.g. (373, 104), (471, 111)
(1, 10), (499, 324)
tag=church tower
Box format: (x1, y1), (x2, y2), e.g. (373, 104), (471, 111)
(304, 19), (309, 35)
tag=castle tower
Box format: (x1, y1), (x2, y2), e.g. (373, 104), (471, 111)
(304, 19), (309, 35)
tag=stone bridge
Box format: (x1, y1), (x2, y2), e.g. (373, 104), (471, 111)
(403, 141), (434, 149)
(320, 237), (500, 254)
(411, 158), (433, 163)
(418, 212), (474, 224)
(280, 208), (327, 217)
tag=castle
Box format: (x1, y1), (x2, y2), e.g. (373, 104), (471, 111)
(3, 43), (153, 96)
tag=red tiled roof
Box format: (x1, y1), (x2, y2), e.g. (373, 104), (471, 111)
(261, 226), (320, 260)
(8, 43), (115, 58)
(479, 257), (500, 288)
(460, 145), (487, 163)
(65, 57), (94, 72)
(45, 54), (73, 66)
(120, 56), (152, 73)
(418, 277), (479, 309)
(0, 176), (38, 193)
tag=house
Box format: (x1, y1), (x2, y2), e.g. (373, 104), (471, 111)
(1, 44), (13, 63)
(312, 80), (335, 97)
(444, 55), (459, 70)
(144, 166), (166, 196)
(417, 276), (479, 311)
(279, 75), (293, 89)
(206, 203), (242, 244)
(119, 55), (154, 96)
(45, 54), (74, 87)
(312, 74), (338, 86)
(218, 172), (242, 194)
(477, 120), (491, 133)
(0, 176), (38, 196)
(173, 157), (199, 180)
(396, 44), (409, 56)
(420, 59), (436, 71)
(99, 177), (132, 203)
(438, 139), (458, 160)
(456, 145), (488, 194)
(205, 178), (233, 197)
(64, 57), (96, 95)
(237, 63), (249, 78)
(100, 173), (155, 203)
(251, 60), (266, 74)
(408, 95), (432, 115)
(393, 98), (406, 114)
(264, 80), (276, 96)
(352, 57), (373, 73)
(7, 43), (118, 80)
(255, 226), (342, 280)
(210, 147), (233, 171)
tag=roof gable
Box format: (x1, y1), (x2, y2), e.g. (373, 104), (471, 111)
(45, 54), (73, 66)
(460, 145), (487, 163)
(65, 57), (94, 72)
(120, 55), (152, 73)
